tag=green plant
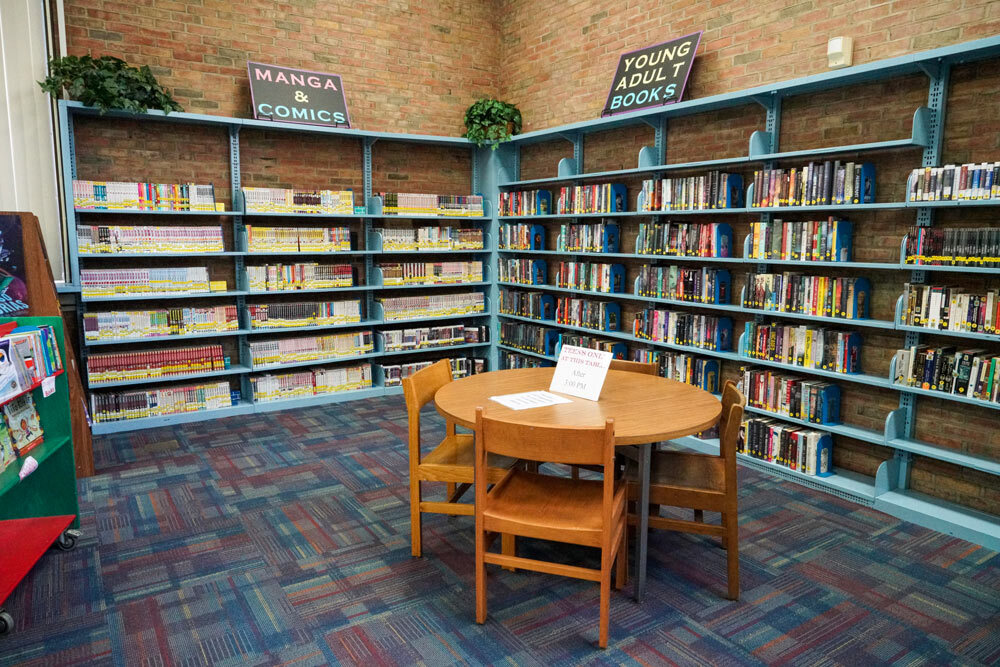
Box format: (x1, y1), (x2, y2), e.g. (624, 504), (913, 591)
(39, 55), (183, 114)
(464, 98), (522, 149)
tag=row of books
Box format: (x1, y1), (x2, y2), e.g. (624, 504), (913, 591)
(0, 323), (64, 403)
(379, 325), (488, 352)
(499, 351), (549, 369)
(498, 258), (543, 285)
(907, 163), (1000, 201)
(742, 273), (871, 320)
(555, 297), (621, 331)
(498, 190), (550, 217)
(0, 394), (44, 472)
(499, 223), (544, 250)
(379, 293), (485, 321)
(77, 225), (225, 254)
(555, 222), (619, 253)
(892, 346), (1000, 403)
(636, 172), (742, 211)
(900, 284), (1000, 334)
(555, 184), (627, 215)
(73, 180), (217, 211)
(86, 344), (228, 385)
(557, 334), (624, 357)
(83, 306), (239, 342)
(248, 301), (362, 329)
(246, 264), (354, 291)
(248, 331), (373, 369)
(626, 350), (720, 393)
(382, 357), (485, 386)
(242, 187), (354, 214)
(499, 288), (553, 321)
(750, 162), (875, 207)
(379, 261), (483, 286)
(742, 368), (842, 424)
(635, 265), (730, 304)
(250, 364), (372, 403)
(499, 322), (554, 355)
(555, 262), (625, 294)
(89, 382), (237, 424)
(903, 226), (1000, 267)
(743, 322), (861, 374)
(747, 219), (853, 263)
(376, 193), (484, 217)
(635, 222), (733, 257)
(739, 417), (833, 476)
(374, 226), (484, 251)
(246, 226), (352, 253)
(80, 268), (223, 297)
(632, 310), (732, 351)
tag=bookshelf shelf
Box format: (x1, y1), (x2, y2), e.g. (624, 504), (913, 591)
(246, 320), (383, 336)
(243, 211), (370, 219)
(743, 405), (886, 446)
(80, 251), (244, 258)
(75, 209), (240, 216)
(368, 214), (491, 221)
(900, 263), (1000, 274)
(88, 364), (251, 389)
(80, 290), (248, 302)
(252, 386), (385, 413)
(0, 435), (72, 497)
(90, 401), (256, 435)
(884, 409), (1000, 476)
(245, 286), (377, 296)
(895, 323), (1000, 342)
(245, 250), (377, 257)
(893, 382), (1000, 411)
(381, 311), (491, 325)
(85, 329), (252, 346)
(250, 350), (381, 373)
(380, 341), (490, 358)
(496, 343), (556, 362)
(376, 281), (490, 290)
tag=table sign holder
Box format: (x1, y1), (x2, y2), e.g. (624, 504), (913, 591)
(548, 344), (613, 401)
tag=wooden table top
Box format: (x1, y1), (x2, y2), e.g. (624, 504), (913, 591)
(434, 367), (722, 445)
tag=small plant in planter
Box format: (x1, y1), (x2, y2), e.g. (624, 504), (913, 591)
(464, 98), (522, 149)
(39, 55), (183, 114)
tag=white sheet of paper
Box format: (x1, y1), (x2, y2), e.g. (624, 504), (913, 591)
(490, 390), (573, 411)
(548, 344), (613, 401)
(42, 376), (56, 397)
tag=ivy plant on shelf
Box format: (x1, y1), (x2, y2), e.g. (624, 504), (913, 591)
(39, 55), (183, 114)
(464, 98), (522, 149)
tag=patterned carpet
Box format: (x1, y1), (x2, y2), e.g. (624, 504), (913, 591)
(0, 395), (998, 666)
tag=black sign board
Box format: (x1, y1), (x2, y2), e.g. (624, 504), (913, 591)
(248, 62), (351, 128)
(602, 32), (701, 116)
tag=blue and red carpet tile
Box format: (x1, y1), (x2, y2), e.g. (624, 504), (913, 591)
(1, 395), (998, 665)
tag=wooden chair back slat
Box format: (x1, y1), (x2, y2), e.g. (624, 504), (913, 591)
(477, 411), (614, 466)
(608, 359), (658, 376)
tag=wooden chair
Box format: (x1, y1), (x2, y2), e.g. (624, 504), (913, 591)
(474, 408), (627, 649)
(608, 359), (658, 376)
(403, 359), (515, 557)
(626, 380), (746, 600)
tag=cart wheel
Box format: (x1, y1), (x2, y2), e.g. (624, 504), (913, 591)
(0, 609), (12, 635)
(56, 529), (81, 551)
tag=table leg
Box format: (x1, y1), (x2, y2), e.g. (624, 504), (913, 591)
(634, 443), (651, 602)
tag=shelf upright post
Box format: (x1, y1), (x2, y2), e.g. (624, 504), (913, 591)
(491, 142), (518, 369)
(229, 123), (252, 405)
(362, 137), (379, 381)
(58, 103), (90, 376)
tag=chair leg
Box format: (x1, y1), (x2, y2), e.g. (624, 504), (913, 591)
(694, 509), (704, 523)
(614, 528), (627, 590)
(446, 482), (456, 501)
(501, 533), (516, 572)
(720, 512), (728, 550)
(725, 512), (739, 601)
(599, 547), (611, 649)
(410, 479), (422, 557)
(476, 527), (487, 624)
(571, 465), (580, 479)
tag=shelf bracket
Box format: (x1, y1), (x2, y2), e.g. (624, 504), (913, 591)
(918, 59), (943, 80)
(639, 117), (659, 130)
(751, 91), (779, 110)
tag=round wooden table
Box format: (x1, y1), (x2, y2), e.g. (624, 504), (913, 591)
(434, 367), (722, 600)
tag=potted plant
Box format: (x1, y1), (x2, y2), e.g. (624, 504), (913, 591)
(464, 98), (522, 149)
(39, 55), (183, 114)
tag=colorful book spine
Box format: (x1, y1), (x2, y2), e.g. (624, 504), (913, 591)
(83, 306), (239, 341)
(246, 264), (355, 291)
(246, 226), (352, 253)
(248, 331), (374, 369)
(86, 345), (227, 384)
(635, 222), (733, 257)
(249, 300), (363, 329)
(378, 293), (485, 321)
(80, 267), (214, 297)
(242, 187), (354, 214)
(77, 225), (224, 254)
(379, 261), (482, 285)
(73, 181), (217, 211)
(89, 381), (236, 423)
(375, 193), (484, 217)
(250, 364), (372, 402)
(747, 218), (853, 262)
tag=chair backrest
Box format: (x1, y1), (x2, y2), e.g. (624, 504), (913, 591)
(401, 359), (454, 462)
(719, 380), (743, 435)
(474, 408), (615, 467)
(608, 359), (658, 376)
(718, 385), (746, 495)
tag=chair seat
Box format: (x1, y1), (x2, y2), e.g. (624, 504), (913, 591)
(418, 433), (514, 484)
(483, 470), (622, 547)
(626, 451), (725, 496)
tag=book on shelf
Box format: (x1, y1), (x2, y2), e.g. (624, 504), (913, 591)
(628, 349), (720, 393)
(742, 272), (871, 320)
(500, 351), (552, 369)
(747, 218), (853, 262)
(741, 368), (841, 424)
(86, 344), (228, 385)
(382, 357), (485, 386)
(555, 262), (625, 293)
(499, 223), (546, 250)
(81, 267), (218, 297)
(907, 162), (1000, 202)
(242, 187), (354, 214)
(77, 225), (225, 254)
(555, 222), (619, 252)
(379, 324), (488, 352)
(73, 180), (217, 211)
(632, 309), (732, 351)
(499, 288), (555, 321)
(555, 297), (621, 332)
(3, 393), (43, 456)
(742, 322), (861, 373)
(7, 325), (64, 382)
(499, 322), (559, 355)
(903, 226), (1000, 267)
(374, 226), (483, 251)
(379, 261), (482, 286)
(248, 330), (373, 369)
(555, 334), (626, 359)
(635, 222), (733, 257)
(556, 183), (627, 215)
(249, 300), (362, 329)
(0, 419), (14, 473)
(251, 364), (372, 402)
(378, 293), (485, 321)
(893, 346), (1000, 403)
(739, 416), (833, 476)
(376, 193), (484, 217)
(499, 189), (552, 216)
(246, 263), (355, 291)
(750, 162), (875, 207)
(635, 265), (730, 304)
(90, 382), (238, 424)
(499, 258), (546, 285)
(84, 306), (239, 341)
(901, 284), (1000, 334)
(246, 226), (352, 253)
(636, 172), (744, 211)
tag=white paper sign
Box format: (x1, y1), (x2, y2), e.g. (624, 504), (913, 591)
(548, 344), (613, 401)
(42, 376), (56, 397)
(490, 390), (573, 411)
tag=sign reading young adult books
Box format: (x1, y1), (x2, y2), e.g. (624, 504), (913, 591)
(248, 62), (350, 128)
(603, 32), (702, 116)
(549, 344), (613, 401)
